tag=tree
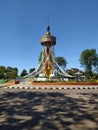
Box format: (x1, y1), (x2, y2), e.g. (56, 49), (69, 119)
(11, 68), (18, 79)
(80, 49), (98, 79)
(95, 56), (98, 73)
(55, 57), (67, 69)
(5, 67), (18, 79)
(0, 66), (6, 79)
(29, 68), (35, 73)
(20, 69), (28, 76)
(0, 66), (18, 80)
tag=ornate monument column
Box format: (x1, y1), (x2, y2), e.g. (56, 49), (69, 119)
(25, 25), (72, 79)
(40, 25), (56, 77)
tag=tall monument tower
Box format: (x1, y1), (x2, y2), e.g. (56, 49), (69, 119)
(40, 25), (56, 77)
(25, 25), (72, 79)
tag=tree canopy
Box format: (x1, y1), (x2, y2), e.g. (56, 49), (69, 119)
(55, 57), (67, 69)
(80, 49), (98, 78)
(20, 69), (28, 77)
(0, 66), (6, 79)
(0, 66), (18, 79)
(29, 68), (35, 73)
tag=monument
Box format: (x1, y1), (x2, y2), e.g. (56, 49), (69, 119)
(25, 25), (72, 81)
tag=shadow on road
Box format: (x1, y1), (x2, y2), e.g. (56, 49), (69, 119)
(0, 91), (98, 130)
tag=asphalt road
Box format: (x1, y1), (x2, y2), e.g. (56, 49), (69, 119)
(0, 88), (98, 130)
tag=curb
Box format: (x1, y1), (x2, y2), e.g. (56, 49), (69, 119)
(7, 86), (98, 90)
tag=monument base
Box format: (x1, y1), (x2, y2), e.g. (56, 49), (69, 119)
(32, 81), (98, 86)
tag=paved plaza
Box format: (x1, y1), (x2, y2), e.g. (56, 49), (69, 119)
(0, 86), (98, 130)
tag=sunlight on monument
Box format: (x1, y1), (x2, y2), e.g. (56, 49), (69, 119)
(24, 25), (72, 81)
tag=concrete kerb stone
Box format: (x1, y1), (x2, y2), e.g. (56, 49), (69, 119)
(59, 87), (62, 89)
(53, 87), (56, 89)
(4, 84), (98, 90)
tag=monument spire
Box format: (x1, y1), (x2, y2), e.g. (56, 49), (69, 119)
(47, 25), (50, 32)
(46, 25), (51, 35)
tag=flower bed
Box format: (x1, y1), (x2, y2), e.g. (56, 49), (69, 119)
(32, 81), (98, 85)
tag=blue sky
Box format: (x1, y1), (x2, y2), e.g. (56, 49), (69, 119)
(0, 0), (98, 74)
